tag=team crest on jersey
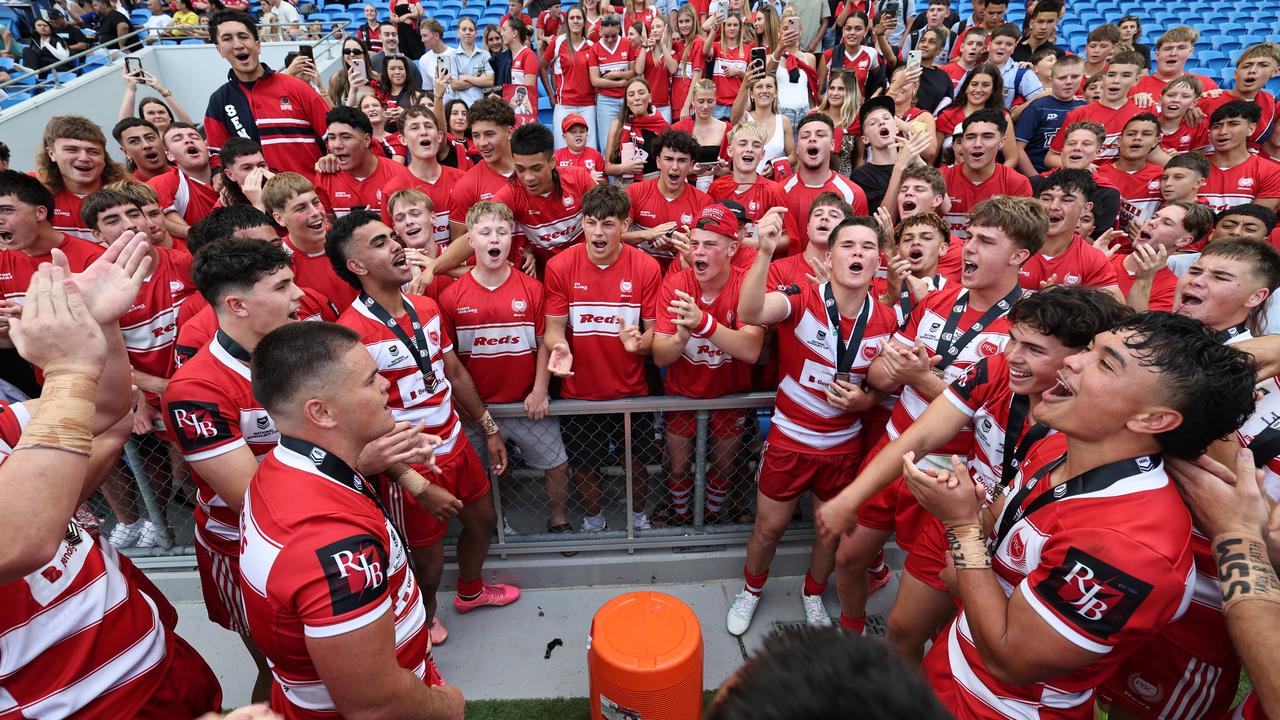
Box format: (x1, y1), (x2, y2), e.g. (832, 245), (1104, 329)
(280, 96), (292, 110)
(1180, 134), (1191, 143)
(1240, 177), (1255, 188)
(1147, 180), (1160, 190)
(316, 534), (388, 614)
(169, 280), (185, 293)
(620, 280), (633, 293)
(1035, 547), (1153, 639)
(1008, 529), (1027, 564)
(681, 213), (693, 225)
(978, 340), (1000, 357)
(861, 344), (877, 360)
(563, 195), (575, 207)
(749, 200), (759, 213)
(512, 298), (528, 313)
(1064, 274), (1081, 285)
(429, 330), (440, 346)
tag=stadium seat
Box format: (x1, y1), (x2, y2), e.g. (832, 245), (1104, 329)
(180, 38), (204, 44)
(0, 92), (33, 109)
(0, 57), (13, 70)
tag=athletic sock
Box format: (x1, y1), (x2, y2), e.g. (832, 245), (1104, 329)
(743, 565), (769, 596)
(868, 549), (888, 576)
(456, 577), (484, 601)
(839, 613), (867, 633)
(802, 571), (828, 597)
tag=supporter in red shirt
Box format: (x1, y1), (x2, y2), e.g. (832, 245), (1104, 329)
(1046, 50), (1146, 166)
(1193, 44), (1278, 155)
(1152, 76), (1209, 161)
(588, 14), (638, 139)
(36, 115), (128, 241)
(0, 172), (105, 303)
(543, 185), (662, 532)
(1160, 151), (1211, 207)
(554, 113), (607, 174)
(766, 192), (854, 291)
(817, 12), (882, 99)
(1199, 101), (1280, 213)
(1132, 26), (1220, 98)
(438, 98), (519, 273)
(162, 237), (304, 702)
(213, 138), (271, 213)
(624, 129), (710, 266)
(383, 107), (465, 254)
(704, 13), (752, 115)
(547, 7), (600, 151)
(148, 123), (218, 240)
(439, 201), (573, 532)
(1108, 201), (1213, 312)
(112, 117), (170, 182)
(710, 122), (799, 249)
(494, 123), (602, 268)
(728, 212), (898, 635)
(313, 105), (415, 219)
(239, 321), (465, 719)
(782, 113), (868, 253)
(330, 210), (519, 643)
(838, 196), (1044, 636)
(1096, 113), (1165, 231)
(536, 0), (564, 44)
(263, 172), (358, 308)
(1032, 121), (1123, 239)
(668, 11), (706, 121)
(1023, 170), (1120, 296)
(652, 204), (764, 524)
(938, 27), (987, 92)
(940, 108), (1032, 239)
(873, 212), (953, 326)
(632, 18), (673, 118)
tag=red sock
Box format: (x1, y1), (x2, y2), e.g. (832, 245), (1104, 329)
(457, 577), (484, 600)
(839, 613), (866, 633)
(802, 571), (827, 597)
(743, 565), (769, 596)
(868, 549), (888, 576)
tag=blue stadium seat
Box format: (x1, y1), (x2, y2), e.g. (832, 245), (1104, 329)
(0, 92), (33, 109)
(1267, 76), (1280, 96)
(0, 57), (13, 70)
(1238, 35), (1267, 47)
(180, 38), (204, 44)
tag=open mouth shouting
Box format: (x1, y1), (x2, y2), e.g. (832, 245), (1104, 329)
(1178, 290), (1204, 308)
(1043, 371), (1076, 401)
(391, 247), (408, 270)
(486, 246), (502, 260)
(693, 259), (709, 273)
(962, 257), (979, 279)
(590, 237), (609, 253)
(0, 230), (16, 248)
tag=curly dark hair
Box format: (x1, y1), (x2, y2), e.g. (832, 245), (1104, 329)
(468, 96), (516, 128)
(1009, 286), (1134, 349)
(652, 129), (699, 160)
(192, 236), (292, 309)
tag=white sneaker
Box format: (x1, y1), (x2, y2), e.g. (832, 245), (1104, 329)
(726, 590), (761, 636)
(581, 514), (607, 532)
(802, 591), (832, 626)
(134, 520), (161, 549)
(632, 512), (652, 530)
(503, 519), (519, 536)
(107, 519), (144, 548)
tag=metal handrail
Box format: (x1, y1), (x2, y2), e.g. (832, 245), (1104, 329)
(0, 20), (346, 96)
(485, 391), (778, 419)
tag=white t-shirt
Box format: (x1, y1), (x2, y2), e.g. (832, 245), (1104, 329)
(143, 13), (172, 40)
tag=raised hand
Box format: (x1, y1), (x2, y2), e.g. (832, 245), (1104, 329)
(62, 232), (152, 326)
(756, 207), (787, 256)
(11, 263), (107, 377)
(1131, 243), (1169, 280)
(619, 324), (643, 353)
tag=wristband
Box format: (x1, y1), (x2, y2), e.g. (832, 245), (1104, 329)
(947, 524), (991, 570)
(1214, 532), (1280, 611)
(14, 371), (97, 457)
(691, 314), (718, 338)
(480, 411), (500, 436)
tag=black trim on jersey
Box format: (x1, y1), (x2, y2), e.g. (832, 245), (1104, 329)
(993, 452), (1161, 552)
(1217, 324), (1249, 343)
(1249, 426), (1280, 468)
(936, 285), (1022, 370)
(216, 329), (252, 363)
(357, 292), (440, 393)
(998, 393), (1051, 493)
(824, 283), (872, 380)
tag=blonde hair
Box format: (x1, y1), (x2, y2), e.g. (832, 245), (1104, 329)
(1155, 26), (1199, 48)
(106, 180), (161, 207)
(388, 188), (433, 217)
(816, 70), (861, 129)
(261, 172), (315, 216)
(466, 200), (514, 227)
(1238, 42), (1280, 67)
(728, 121), (770, 145)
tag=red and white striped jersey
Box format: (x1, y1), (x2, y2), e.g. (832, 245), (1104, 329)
(382, 164), (465, 250)
(120, 246), (195, 389)
(653, 266), (758, 399)
(0, 236), (104, 302)
(941, 164), (1034, 240)
(438, 269), (545, 404)
(1096, 161), (1164, 228)
(1048, 100), (1145, 161)
(281, 236), (358, 309)
(543, 243), (662, 400)
(888, 284), (1014, 457)
(769, 283), (896, 454)
(163, 331), (278, 558)
(51, 190), (94, 241)
(924, 434), (1196, 720)
(147, 167), (219, 226)
(313, 156), (416, 219)
(240, 443), (437, 719)
(0, 401), (178, 719)
(337, 293), (464, 458)
(1198, 155), (1280, 212)
(492, 166), (596, 261)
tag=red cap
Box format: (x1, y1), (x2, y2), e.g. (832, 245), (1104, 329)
(561, 113), (589, 133)
(694, 204), (740, 239)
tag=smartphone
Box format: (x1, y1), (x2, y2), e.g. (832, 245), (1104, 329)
(436, 55), (448, 78)
(124, 55), (142, 77)
(750, 46), (767, 69)
(298, 44), (313, 58)
(784, 16), (799, 33)
(906, 49), (922, 72)
(350, 58), (366, 77)
(881, 1), (899, 18)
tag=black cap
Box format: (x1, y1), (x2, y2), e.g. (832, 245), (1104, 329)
(858, 95), (897, 128)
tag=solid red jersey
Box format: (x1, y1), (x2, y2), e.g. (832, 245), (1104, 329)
(653, 266), (756, 399)
(1133, 72), (1218, 99)
(940, 61), (973, 91)
(707, 174), (801, 244)
(768, 283), (897, 454)
(449, 161), (515, 227)
(766, 252), (818, 291)
(554, 146), (606, 173)
(438, 269), (545, 404)
(1096, 161), (1164, 227)
(51, 190), (94, 241)
(1110, 254), (1177, 312)
(0, 236), (103, 302)
(924, 434), (1196, 720)
(549, 36), (596, 106)
(173, 287), (338, 366)
(588, 36), (637, 99)
(163, 330), (277, 559)
(1160, 119), (1209, 155)
(121, 247), (195, 397)
(381, 164), (465, 251)
(337, 293), (465, 459)
(313, 156), (416, 218)
(282, 237), (358, 308)
(888, 284), (1016, 457)
(240, 443), (437, 720)
(147, 167), (219, 226)
(781, 172), (869, 252)
(669, 37), (707, 121)
(628, 179), (710, 261)
(1199, 154), (1280, 212)
(492, 166), (597, 261)
(543, 243), (662, 400)
(640, 47), (672, 107)
(1018, 235), (1119, 291)
(941, 164), (1034, 239)
(1199, 91), (1276, 153)
(1049, 100), (1145, 161)
(710, 42), (752, 105)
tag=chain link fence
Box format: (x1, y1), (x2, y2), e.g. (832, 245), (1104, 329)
(94, 392), (812, 566)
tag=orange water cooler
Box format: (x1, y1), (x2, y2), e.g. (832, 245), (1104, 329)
(588, 591), (704, 720)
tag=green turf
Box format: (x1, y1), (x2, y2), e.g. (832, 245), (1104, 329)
(464, 691), (718, 720)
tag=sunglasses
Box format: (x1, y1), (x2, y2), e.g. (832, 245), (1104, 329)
(343, 47), (365, 56)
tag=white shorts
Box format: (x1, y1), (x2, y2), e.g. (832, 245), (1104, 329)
(465, 415), (568, 471)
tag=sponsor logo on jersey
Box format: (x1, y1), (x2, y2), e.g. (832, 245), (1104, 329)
(978, 340), (1000, 357)
(316, 534), (389, 614)
(512, 298), (528, 313)
(562, 195), (575, 207)
(1035, 547), (1153, 638)
(681, 213), (693, 225)
(310, 446), (327, 464)
(474, 335), (524, 346)
(429, 330), (440, 346)
(1128, 674), (1163, 703)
